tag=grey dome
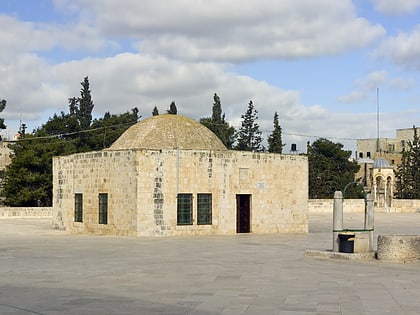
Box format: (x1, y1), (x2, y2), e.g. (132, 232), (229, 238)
(373, 157), (391, 169)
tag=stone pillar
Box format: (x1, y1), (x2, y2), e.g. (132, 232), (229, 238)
(365, 193), (374, 251)
(333, 191), (343, 252)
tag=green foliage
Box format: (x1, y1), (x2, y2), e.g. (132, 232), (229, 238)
(0, 99), (7, 138)
(200, 93), (236, 149)
(167, 101), (177, 114)
(78, 77), (94, 129)
(308, 138), (362, 199)
(2, 77), (140, 206)
(394, 126), (420, 199)
(267, 112), (284, 153)
(235, 100), (263, 152)
(3, 135), (73, 206)
(87, 108), (140, 151)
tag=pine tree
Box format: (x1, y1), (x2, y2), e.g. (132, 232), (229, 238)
(267, 112), (284, 153)
(200, 93), (236, 148)
(152, 106), (159, 116)
(0, 99), (6, 131)
(394, 126), (420, 199)
(235, 100), (263, 151)
(167, 101), (177, 114)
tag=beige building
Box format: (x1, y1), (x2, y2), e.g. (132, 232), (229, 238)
(52, 114), (308, 236)
(356, 127), (419, 208)
(356, 127), (419, 166)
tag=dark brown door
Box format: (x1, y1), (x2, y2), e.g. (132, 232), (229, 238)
(236, 194), (251, 233)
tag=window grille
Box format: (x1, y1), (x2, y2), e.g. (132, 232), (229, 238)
(177, 193), (192, 225)
(197, 193), (212, 225)
(98, 193), (108, 224)
(74, 193), (83, 222)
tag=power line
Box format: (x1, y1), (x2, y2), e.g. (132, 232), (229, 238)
(6, 120), (138, 143)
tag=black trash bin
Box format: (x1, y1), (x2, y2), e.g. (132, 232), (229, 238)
(338, 233), (355, 253)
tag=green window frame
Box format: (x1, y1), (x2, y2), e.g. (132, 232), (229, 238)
(98, 193), (108, 225)
(197, 193), (212, 225)
(177, 193), (193, 225)
(74, 193), (83, 222)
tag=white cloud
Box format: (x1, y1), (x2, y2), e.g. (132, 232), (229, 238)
(374, 26), (420, 70)
(338, 71), (386, 104)
(370, 0), (420, 15)
(52, 0), (385, 62)
(0, 14), (116, 62)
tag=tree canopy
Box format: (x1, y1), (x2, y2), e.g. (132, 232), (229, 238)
(394, 126), (420, 199)
(0, 99), (7, 139)
(267, 112), (284, 153)
(235, 100), (263, 152)
(2, 78), (140, 206)
(200, 93), (235, 148)
(167, 101), (177, 114)
(308, 138), (363, 199)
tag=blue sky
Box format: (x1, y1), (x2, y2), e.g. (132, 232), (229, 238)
(1, 0), (420, 153)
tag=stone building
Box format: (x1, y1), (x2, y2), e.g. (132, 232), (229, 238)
(355, 127), (419, 208)
(52, 114), (308, 236)
(356, 127), (420, 166)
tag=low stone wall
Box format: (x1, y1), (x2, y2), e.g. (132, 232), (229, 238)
(309, 199), (364, 213)
(387, 199), (420, 213)
(0, 207), (52, 218)
(377, 234), (420, 263)
(309, 199), (420, 213)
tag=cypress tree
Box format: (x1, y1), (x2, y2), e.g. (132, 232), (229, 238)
(267, 112), (284, 153)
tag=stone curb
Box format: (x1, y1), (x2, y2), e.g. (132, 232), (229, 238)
(305, 249), (377, 261)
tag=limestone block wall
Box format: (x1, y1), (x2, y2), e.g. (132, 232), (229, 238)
(53, 150), (138, 236)
(0, 207), (52, 218)
(135, 149), (308, 236)
(309, 199), (420, 213)
(309, 199), (365, 213)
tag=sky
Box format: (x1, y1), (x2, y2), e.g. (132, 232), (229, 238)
(1, 0), (420, 155)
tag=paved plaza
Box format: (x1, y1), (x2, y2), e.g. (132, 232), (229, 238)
(0, 212), (419, 314)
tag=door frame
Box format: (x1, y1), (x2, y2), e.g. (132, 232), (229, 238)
(236, 194), (251, 233)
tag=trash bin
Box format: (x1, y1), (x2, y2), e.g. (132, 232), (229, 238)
(338, 233), (355, 253)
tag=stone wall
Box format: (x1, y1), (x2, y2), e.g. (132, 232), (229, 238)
(53, 148), (308, 236)
(0, 207), (52, 218)
(134, 149), (308, 236)
(309, 199), (420, 213)
(53, 150), (138, 236)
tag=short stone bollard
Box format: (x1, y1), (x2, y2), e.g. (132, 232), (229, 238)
(377, 235), (420, 263)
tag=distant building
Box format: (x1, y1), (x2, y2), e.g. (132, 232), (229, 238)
(356, 127), (419, 207)
(53, 114), (308, 237)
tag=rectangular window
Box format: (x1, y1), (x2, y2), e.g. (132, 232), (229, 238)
(197, 193), (212, 225)
(98, 193), (108, 224)
(74, 193), (83, 222)
(177, 193), (193, 225)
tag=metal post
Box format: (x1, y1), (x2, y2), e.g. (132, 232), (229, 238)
(333, 191), (343, 252)
(365, 193), (374, 251)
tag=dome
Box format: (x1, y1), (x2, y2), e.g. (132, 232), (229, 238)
(108, 114), (227, 151)
(373, 157), (391, 169)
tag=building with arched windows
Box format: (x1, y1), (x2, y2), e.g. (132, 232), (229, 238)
(372, 158), (394, 208)
(52, 114), (308, 236)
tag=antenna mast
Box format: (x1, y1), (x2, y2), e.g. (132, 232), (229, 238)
(376, 87), (380, 153)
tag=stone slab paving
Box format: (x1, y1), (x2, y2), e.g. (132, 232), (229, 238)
(0, 213), (419, 314)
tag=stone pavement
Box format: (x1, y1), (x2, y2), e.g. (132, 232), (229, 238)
(0, 213), (419, 315)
